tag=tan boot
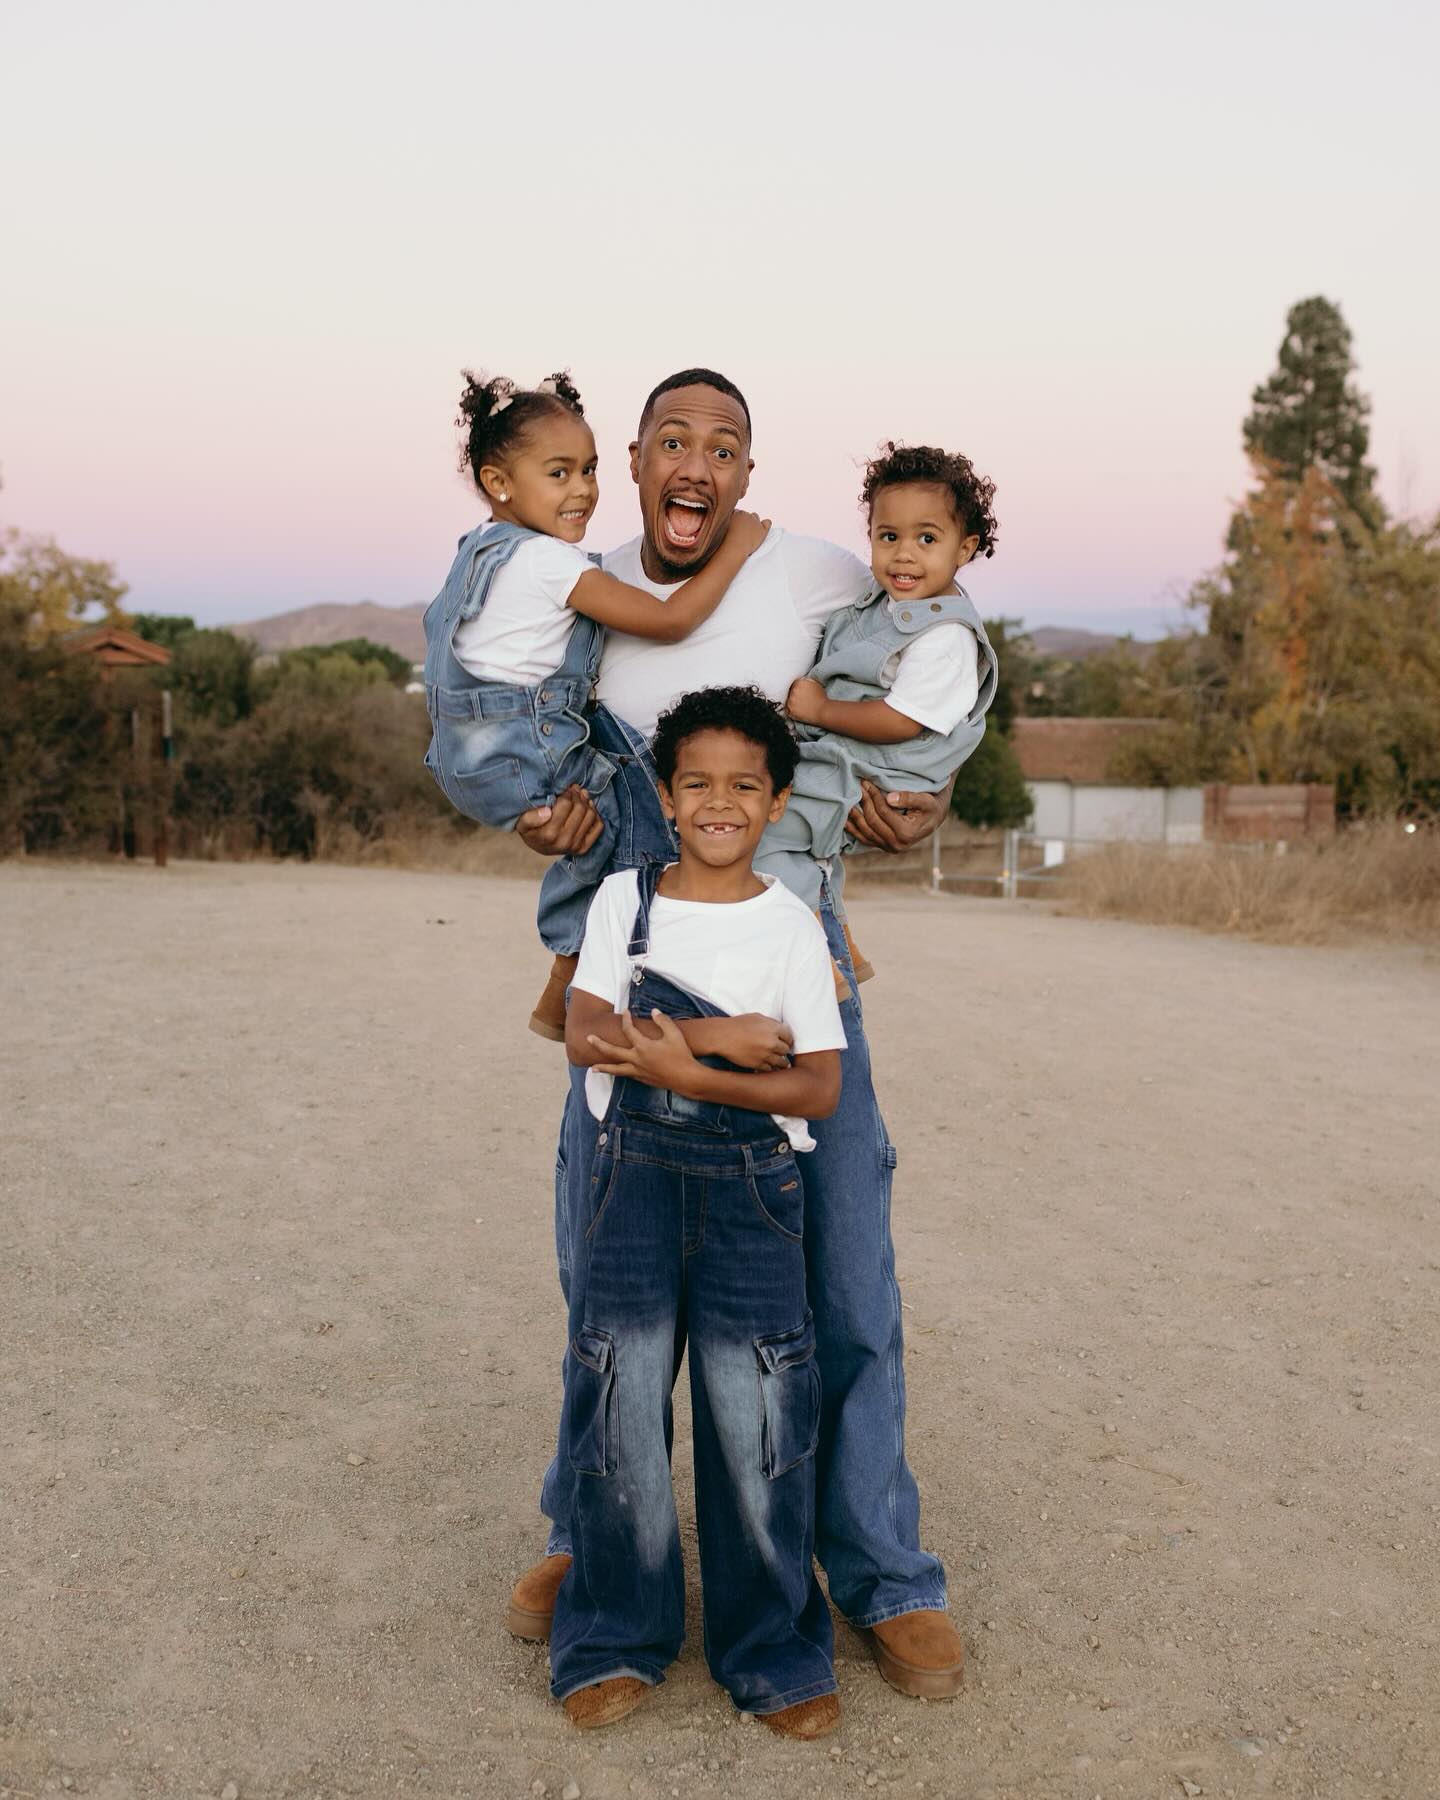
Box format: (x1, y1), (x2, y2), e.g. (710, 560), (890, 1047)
(842, 919), (875, 983)
(812, 910), (853, 1001)
(867, 1610), (964, 1697)
(761, 1692), (841, 1739)
(528, 953), (578, 1042)
(505, 1552), (572, 1639)
(562, 1676), (651, 1729)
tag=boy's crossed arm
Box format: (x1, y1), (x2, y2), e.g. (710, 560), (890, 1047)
(566, 989), (841, 1122)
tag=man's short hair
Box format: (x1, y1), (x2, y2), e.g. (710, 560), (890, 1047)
(651, 685), (797, 792)
(638, 368), (752, 442)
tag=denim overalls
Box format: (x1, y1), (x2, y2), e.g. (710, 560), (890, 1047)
(421, 522), (674, 954)
(755, 583), (998, 908)
(549, 864), (836, 1717)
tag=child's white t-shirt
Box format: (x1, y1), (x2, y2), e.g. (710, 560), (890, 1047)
(883, 608), (981, 735)
(451, 534), (593, 685)
(572, 867), (847, 1152)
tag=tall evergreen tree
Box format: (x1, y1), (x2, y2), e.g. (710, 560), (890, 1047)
(1242, 296), (1380, 519)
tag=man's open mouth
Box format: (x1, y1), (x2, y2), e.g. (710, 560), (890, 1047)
(662, 495), (709, 550)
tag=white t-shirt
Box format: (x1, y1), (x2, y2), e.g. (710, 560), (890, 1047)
(573, 867), (847, 1152)
(883, 606), (981, 735)
(598, 528), (870, 739)
(451, 534), (593, 685)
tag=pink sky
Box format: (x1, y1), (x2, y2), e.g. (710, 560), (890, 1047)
(3, 1), (1437, 638)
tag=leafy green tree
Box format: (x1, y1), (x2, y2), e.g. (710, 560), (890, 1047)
(951, 726), (1032, 829)
(169, 629), (255, 726)
(1241, 296), (1380, 522)
(280, 637), (414, 684)
(131, 612), (199, 651)
(0, 528), (130, 639)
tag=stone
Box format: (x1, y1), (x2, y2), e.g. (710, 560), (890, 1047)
(345, 1453), (367, 1467)
(562, 1785), (580, 1800)
(221, 1784), (240, 1800)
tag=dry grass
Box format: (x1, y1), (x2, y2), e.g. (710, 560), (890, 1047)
(1060, 827), (1440, 945)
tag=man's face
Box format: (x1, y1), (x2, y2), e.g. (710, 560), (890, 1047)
(629, 385), (754, 579)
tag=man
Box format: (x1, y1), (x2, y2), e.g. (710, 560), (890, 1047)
(510, 370), (971, 1699)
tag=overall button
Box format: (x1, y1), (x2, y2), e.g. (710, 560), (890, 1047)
(539, 689), (551, 702)
(930, 601), (943, 611)
(900, 609), (913, 621)
(541, 722), (553, 736)
(598, 1132), (608, 1146)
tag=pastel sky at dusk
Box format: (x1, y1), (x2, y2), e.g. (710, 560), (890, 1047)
(3, 0), (1437, 637)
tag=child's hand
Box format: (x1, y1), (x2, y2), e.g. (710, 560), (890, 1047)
(785, 676), (827, 726)
(588, 1010), (705, 1095)
(726, 510), (772, 559)
(710, 1013), (795, 1072)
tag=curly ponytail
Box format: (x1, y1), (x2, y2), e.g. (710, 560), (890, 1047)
(457, 367), (586, 492)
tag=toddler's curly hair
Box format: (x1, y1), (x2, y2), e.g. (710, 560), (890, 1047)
(456, 368), (585, 491)
(860, 441), (999, 560)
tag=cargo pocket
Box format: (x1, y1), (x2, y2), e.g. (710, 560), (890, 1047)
(567, 1326), (617, 1477)
(755, 1313), (820, 1479)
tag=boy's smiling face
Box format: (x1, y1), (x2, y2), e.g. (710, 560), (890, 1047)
(869, 480), (980, 602)
(658, 728), (789, 872)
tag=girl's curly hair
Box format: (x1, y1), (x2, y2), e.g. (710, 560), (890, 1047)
(860, 441), (999, 560)
(457, 368), (585, 491)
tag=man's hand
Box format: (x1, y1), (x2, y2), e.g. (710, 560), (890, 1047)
(589, 1010), (704, 1094)
(785, 676), (827, 726)
(845, 778), (953, 852)
(515, 784), (603, 858)
(703, 1012), (794, 1072)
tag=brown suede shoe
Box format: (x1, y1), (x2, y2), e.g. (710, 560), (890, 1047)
(761, 1693), (841, 1740)
(528, 953), (579, 1042)
(505, 1552), (572, 1640)
(842, 919), (875, 984)
(562, 1676), (651, 1729)
(868, 1610), (964, 1698)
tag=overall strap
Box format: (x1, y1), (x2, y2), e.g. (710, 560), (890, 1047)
(626, 862), (667, 972)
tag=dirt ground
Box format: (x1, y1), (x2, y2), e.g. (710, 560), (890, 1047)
(4, 859), (1438, 1800)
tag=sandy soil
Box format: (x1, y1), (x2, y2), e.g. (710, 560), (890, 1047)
(4, 859), (1438, 1800)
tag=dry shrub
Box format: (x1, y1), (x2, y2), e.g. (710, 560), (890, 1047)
(1060, 828), (1440, 944)
(310, 815), (540, 876)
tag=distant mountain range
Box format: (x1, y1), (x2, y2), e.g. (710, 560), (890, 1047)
(229, 602), (1157, 666)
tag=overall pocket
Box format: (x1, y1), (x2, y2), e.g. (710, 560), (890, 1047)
(746, 1159), (804, 1242)
(567, 1326), (617, 1477)
(430, 712), (542, 828)
(755, 1313), (820, 1479)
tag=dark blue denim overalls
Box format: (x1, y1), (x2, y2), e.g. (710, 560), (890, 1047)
(549, 864), (836, 1716)
(421, 522), (674, 954)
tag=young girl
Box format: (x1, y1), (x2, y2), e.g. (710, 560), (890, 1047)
(422, 370), (768, 1035)
(754, 441), (1000, 966)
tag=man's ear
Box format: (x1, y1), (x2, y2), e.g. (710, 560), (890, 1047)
(955, 532), (981, 569)
(478, 462), (509, 506)
(628, 440), (641, 486)
(740, 457), (754, 500)
(657, 779), (676, 821)
(768, 783), (790, 824)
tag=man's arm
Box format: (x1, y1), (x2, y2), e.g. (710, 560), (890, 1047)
(845, 776), (954, 851)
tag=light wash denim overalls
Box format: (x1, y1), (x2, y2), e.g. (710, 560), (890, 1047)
(755, 583), (998, 908)
(549, 863), (835, 1716)
(422, 522), (674, 954)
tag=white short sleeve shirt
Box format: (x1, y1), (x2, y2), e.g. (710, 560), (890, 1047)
(572, 867), (847, 1151)
(450, 533), (593, 685)
(597, 528), (871, 739)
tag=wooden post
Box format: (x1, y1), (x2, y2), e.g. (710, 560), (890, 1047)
(154, 689), (173, 868)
